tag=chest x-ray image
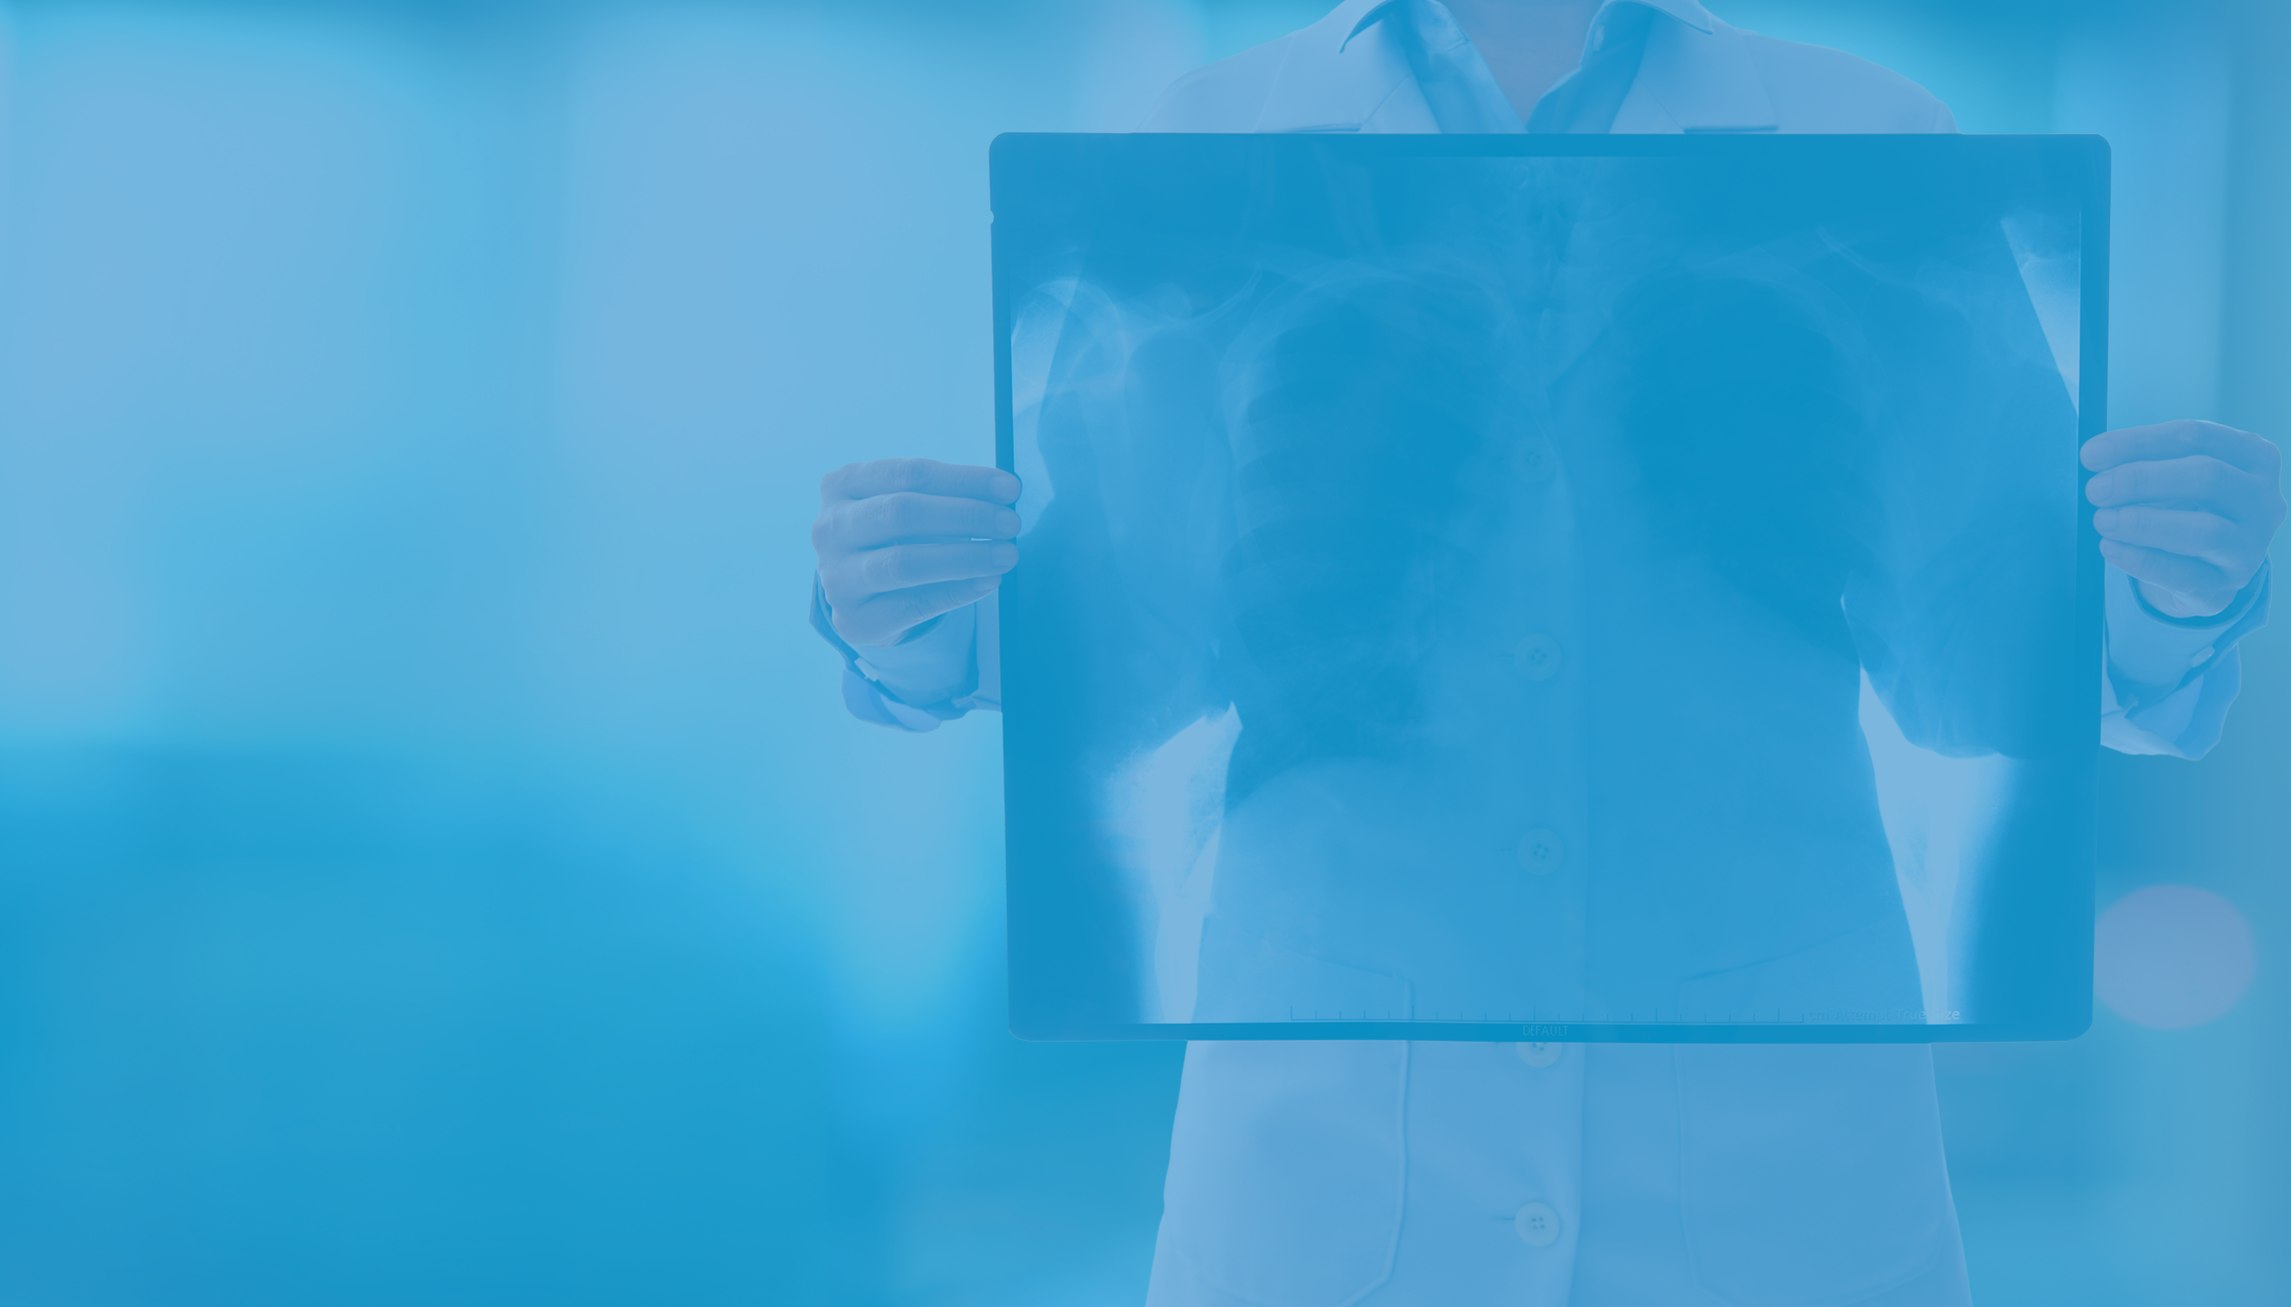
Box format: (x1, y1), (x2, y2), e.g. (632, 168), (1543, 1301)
(990, 134), (2106, 1042)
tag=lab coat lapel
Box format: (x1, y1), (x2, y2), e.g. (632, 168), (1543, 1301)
(1253, 0), (1441, 133)
(1611, 16), (1781, 133)
(1256, 1), (1780, 136)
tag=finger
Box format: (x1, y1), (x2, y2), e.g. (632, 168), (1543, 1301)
(2091, 506), (2245, 568)
(2098, 540), (2234, 608)
(837, 576), (1003, 647)
(822, 458), (1020, 505)
(816, 494), (1021, 553)
(831, 540), (1018, 598)
(2084, 455), (2266, 512)
(2081, 421), (2281, 475)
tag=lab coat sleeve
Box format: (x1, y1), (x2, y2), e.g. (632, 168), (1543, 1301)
(1909, 95), (2262, 757)
(1011, 292), (1235, 757)
(810, 576), (989, 732)
(1844, 224), (2088, 759)
(2099, 561), (2270, 758)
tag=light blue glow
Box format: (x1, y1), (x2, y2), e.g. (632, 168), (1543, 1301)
(1, 2), (2285, 1304)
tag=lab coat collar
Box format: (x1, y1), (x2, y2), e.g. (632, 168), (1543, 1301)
(1614, 11), (1780, 132)
(1251, 0), (1434, 132)
(1336, 0), (1718, 53)
(1275, 0), (1773, 135)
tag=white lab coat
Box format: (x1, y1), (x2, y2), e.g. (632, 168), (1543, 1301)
(812, 2), (2269, 1302)
(1134, 8), (1974, 1304)
(1124, 4), (2256, 1306)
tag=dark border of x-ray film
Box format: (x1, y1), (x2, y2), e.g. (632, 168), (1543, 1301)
(988, 133), (2110, 1044)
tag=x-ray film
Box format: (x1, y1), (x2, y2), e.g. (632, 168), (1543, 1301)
(991, 134), (2107, 1042)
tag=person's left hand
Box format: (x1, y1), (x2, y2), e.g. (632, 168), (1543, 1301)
(2082, 420), (2285, 619)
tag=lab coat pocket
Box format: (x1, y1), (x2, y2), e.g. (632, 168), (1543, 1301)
(1154, 957), (1412, 1307)
(1671, 935), (1958, 1307)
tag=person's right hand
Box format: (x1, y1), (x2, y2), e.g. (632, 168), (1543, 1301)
(813, 458), (1022, 648)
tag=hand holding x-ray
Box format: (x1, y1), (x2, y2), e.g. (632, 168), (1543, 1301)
(812, 457), (1022, 649)
(2083, 419), (2284, 618)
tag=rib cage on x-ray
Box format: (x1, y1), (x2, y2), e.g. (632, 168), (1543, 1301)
(1211, 243), (1895, 800)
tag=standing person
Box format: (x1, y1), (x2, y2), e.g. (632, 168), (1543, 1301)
(807, 3), (2284, 1303)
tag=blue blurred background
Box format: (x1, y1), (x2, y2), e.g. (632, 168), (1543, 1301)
(0, 1), (2284, 1303)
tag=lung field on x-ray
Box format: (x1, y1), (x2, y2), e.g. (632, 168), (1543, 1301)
(1216, 269), (1523, 800)
(1214, 260), (1897, 800)
(1594, 272), (1883, 628)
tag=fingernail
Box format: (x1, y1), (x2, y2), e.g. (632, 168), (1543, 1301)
(994, 509), (1022, 536)
(990, 543), (1018, 568)
(991, 471), (1022, 502)
(2093, 509), (2117, 530)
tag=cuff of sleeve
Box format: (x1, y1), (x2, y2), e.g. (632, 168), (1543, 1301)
(810, 576), (979, 724)
(2130, 560), (2270, 630)
(2104, 560), (2270, 712)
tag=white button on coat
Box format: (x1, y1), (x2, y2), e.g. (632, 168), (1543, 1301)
(1515, 1041), (1565, 1067)
(1514, 435), (1559, 484)
(1514, 1200), (1564, 1247)
(1513, 634), (1563, 681)
(1516, 827), (1567, 875)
